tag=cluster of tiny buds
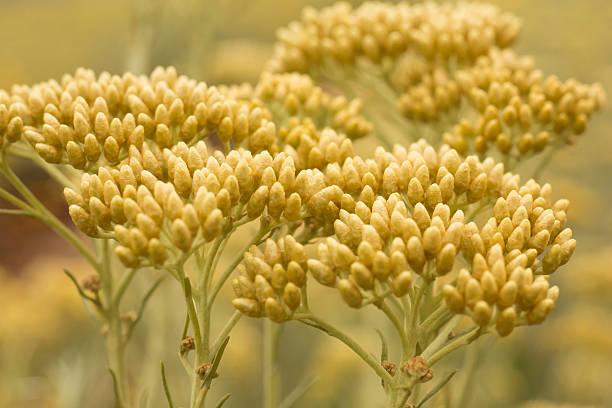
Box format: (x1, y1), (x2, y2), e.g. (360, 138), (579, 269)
(64, 141), (329, 268)
(443, 189), (573, 336)
(255, 73), (372, 140)
(0, 102), (24, 149)
(442, 50), (606, 157)
(268, 2), (520, 73)
(1, 67), (279, 168)
(227, 139), (573, 335)
(267, 2), (604, 163)
(232, 236), (306, 322)
(280, 122), (354, 170)
(398, 66), (462, 122)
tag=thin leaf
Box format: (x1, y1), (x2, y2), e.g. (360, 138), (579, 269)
(160, 362), (175, 408)
(204, 336), (230, 387)
(126, 276), (166, 341)
(278, 375), (319, 408)
(64, 269), (99, 305)
(416, 370), (457, 408)
(375, 329), (389, 362)
(214, 393), (231, 408)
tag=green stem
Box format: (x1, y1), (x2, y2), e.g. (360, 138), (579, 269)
(419, 305), (453, 336)
(97, 239), (129, 407)
(107, 307), (129, 407)
(424, 327), (481, 367)
(532, 146), (559, 181)
(0, 158), (98, 266)
(263, 319), (280, 408)
(113, 268), (138, 306)
(0, 208), (31, 216)
(453, 339), (481, 408)
(421, 316), (461, 362)
(296, 313), (393, 385)
(377, 300), (409, 354)
(407, 281), (429, 355)
(211, 311), (241, 355)
(0, 186), (31, 210)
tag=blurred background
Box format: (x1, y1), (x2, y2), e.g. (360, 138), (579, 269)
(0, 1), (610, 407)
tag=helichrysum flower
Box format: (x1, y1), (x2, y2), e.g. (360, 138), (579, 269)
(64, 142), (325, 267)
(267, 2), (520, 73)
(232, 139), (573, 336)
(254, 72), (372, 139)
(3, 67), (280, 169)
(267, 2), (605, 163)
(232, 236), (307, 321)
(441, 50), (606, 157)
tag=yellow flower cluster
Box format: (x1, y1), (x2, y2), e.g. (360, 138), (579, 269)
(220, 73), (372, 170)
(230, 139), (572, 335)
(64, 141), (321, 267)
(442, 50), (606, 157)
(0, 99), (24, 149)
(255, 72), (372, 139)
(267, 2), (520, 73)
(0, 58), (579, 347)
(2, 67), (279, 169)
(268, 2), (605, 163)
(232, 236), (306, 322)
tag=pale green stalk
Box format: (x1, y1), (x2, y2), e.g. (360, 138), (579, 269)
(294, 312), (393, 385)
(263, 319), (280, 408)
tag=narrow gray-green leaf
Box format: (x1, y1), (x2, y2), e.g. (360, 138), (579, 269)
(214, 393), (231, 408)
(160, 362), (174, 408)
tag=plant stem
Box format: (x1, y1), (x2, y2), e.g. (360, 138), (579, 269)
(263, 319), (280, 408)
(97, 239), (129, 407)
(532, 146), (559, 181)
(211, 311), (241, 355)
(425, 327), (481, 367)
(113, 268), (139, 306)
(453, 340), (481, 408)
(377, 300), (409, 354)
(0, 158), (98, 266)
(295, 313), (393, 385)
(407, 281), (429, 354)
(107, 304), (129, 407)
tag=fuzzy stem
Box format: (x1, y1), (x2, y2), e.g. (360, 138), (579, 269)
(106, 305), (129, 407)
(97, 239), (130, 407)
(377, 300), (409, 354)
(263, 319), (280, 408)
(453, 340), (480, 408)
(424, 327), (481, 367)
(0, 157), (97, 266)
(295, 313), (393, 385)
(211, 311), (241, 355)
(532, 146), (559, 181)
